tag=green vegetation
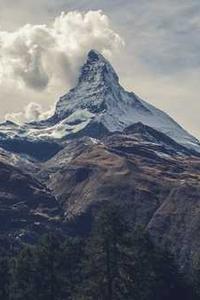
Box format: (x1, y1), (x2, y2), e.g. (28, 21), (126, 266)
(0, 204), (197, 299)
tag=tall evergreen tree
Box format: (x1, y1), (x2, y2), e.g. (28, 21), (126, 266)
(9, 233), (84, 300)
(34, 233), (65, 300)
(62, 236), (84, 299)
(192, 253), (200, 299)
(0, 256), (10, 300)
(80, 203), (136, 299)
(10, 246), (37, 300)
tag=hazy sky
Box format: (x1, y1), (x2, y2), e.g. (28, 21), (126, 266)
(0, 0), (200, 138)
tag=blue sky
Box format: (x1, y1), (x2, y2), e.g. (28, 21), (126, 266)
(0, 0), (200, 137)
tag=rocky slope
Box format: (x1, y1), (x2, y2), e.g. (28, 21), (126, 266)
(0, 148), (64, 244)
(38, 127), (200, 272)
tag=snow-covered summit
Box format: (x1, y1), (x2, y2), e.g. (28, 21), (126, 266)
(55, 49), (120, 120)
(0, 49), (200, 157)
(53, 49), (200, 152)
(79, 49), (119, 84)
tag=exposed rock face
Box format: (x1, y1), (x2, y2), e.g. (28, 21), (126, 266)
(148, 184), (200, 273)
(0, 149), (64, 243)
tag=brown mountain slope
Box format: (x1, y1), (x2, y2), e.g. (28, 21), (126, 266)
(39, 131), (200, 272)
(0, 149), (64, 243)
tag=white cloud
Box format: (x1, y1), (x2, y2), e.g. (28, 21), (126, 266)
(0, 10), (124, 122)
(0, 10), (124, 91)
(5, 102), (54, 124)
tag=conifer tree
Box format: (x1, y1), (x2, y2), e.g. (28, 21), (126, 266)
(10, 246), (37, 300)
(80, 203), (136, 299)
(34, 233), (65, 300)
(0, 256), (10, 300)
(192, 253), (200, 299)
(62, 236), (84, 298)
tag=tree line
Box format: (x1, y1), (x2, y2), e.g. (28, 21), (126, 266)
(0, 204), (199, 299)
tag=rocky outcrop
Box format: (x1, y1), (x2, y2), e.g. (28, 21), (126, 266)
(148, 183), (200, 273)
(0, 149), (64, 243)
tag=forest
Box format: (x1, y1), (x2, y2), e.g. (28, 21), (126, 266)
(0, 204), (199, 300)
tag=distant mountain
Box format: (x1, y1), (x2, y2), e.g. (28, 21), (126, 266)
(0, 50), (199, 274)
(0, 49), (200, 159)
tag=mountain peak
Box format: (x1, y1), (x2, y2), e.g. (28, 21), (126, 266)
(10, 49), (198, 155)
(78, 49), (119, 85)
(87, 49), (105, 63)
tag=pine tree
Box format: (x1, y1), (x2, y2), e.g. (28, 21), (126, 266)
(9, 233), (84, 300)
(0, 256), (10, 300)
(80, 203), (136, 299)
(192, 252), (200, 299)
(34, 233), (65, 300)
(10, 246), (37, 300)
(62, 236), (84, 299)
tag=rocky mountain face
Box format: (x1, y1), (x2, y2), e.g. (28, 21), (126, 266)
(0, 148), (65, 245)
(0, 50), (200, 159)
(0, 50), (199, 273)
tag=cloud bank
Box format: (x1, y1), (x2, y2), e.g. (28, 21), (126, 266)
(5, 102), (54, 124)
(0, 10), (124, 122)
